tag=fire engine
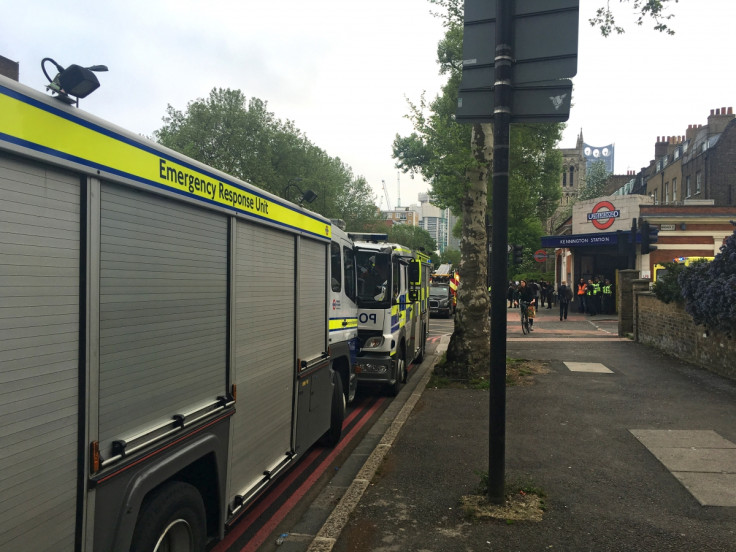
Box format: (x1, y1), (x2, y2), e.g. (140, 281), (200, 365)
(349, 233), (431, 395)
(0, 74), (353, 551)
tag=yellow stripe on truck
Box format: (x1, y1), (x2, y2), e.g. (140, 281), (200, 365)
(0, 88), (331, 240)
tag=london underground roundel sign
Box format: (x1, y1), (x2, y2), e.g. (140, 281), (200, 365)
(587, 201), (620, 230)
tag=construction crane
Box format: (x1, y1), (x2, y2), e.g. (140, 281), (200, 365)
(396, 171), (401, 208)
(381, 179), (392, 210)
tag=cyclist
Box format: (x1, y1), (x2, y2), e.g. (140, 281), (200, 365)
(517, 279), (537, 331)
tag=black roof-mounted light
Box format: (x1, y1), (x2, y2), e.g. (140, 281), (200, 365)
(282, 179), (318, 206)
(42, 57), (108, 107)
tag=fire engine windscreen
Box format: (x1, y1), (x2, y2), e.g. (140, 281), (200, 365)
(356, 252), (391, 307)
(430, 284), (450, 297)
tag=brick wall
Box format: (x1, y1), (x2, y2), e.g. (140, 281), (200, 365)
(635, 292), (736, 381)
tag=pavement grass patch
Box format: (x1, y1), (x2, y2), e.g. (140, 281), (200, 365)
(429, 358), (549, 389)
(461, 473), (547, 523)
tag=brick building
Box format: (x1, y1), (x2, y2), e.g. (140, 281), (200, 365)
(559, 130), (587, 206)
(645, 107), (736, 206)
(638, 204), (736, 276)
(542, 195), (736, 293)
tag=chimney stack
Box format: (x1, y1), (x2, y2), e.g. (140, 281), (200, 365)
(707, 106), (735, 135)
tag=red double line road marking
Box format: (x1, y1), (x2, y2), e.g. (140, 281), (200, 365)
(215, 397), (386, 551)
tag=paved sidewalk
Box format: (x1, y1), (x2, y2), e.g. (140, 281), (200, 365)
(310, 307), (736, 551)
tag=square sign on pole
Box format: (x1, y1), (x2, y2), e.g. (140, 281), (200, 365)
(456, 0), (580, 123)
(457, 79), (573, 123)
(460, 0), (579, 86)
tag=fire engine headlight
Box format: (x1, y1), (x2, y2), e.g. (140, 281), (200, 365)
(363, 336), (385, 349)
(356, 363), (388, 374)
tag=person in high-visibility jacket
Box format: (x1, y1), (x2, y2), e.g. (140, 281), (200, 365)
(589, 278), (601, 316)
(585, 279), (598, 316)
(576, 278), (587, 313)
(601, 279), (614, 314)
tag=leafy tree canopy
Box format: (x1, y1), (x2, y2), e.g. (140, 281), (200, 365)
(590, 0), (679, 37)
(387, 224), (437, 256)
(393, 10), (563, 256)
(154, 88), (381, 231)
(578, 160), (611, 201)
(440, 248), (461, 267)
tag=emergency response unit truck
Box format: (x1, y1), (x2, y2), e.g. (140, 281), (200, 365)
(0, 74), (348, 551)
(329, 221), (359, 403)
(349, 233), (431, 395)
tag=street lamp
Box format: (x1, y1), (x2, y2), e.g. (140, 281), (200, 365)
(42, 57), (108, 106)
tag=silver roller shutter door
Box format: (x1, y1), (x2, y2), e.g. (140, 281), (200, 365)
(298, 237), (327, 361)
(230, 220), (295, 495)
(0, 153), (80, 551)
(98, 183), (228, 456)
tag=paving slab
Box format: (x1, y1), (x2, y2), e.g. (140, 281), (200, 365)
(631, 429), (736, 449)
(631, 429), (736, 506)
(672, 472), (736, 506)
(648, 447), (736, 473)
(564, 361), (614, 373)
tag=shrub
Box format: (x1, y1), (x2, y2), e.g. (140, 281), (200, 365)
(679, 230), (736, 332)
(652, 262), (685, 304)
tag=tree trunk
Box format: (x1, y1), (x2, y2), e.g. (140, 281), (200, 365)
(438, 123), (493, 381)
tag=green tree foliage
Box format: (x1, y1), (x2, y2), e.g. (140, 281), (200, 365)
(154, 88), (380, 230)
(393, 0), (562, 379)
(652, 261), (686, 304)
(387, 224), (437, 256)
(396, 3), (562, 251)
(590, 0), (678, 37)
(440, 248), (461, 267)
(577, 160), (611, 201)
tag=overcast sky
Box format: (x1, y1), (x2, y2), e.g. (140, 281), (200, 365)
(3, 1), (735, 208)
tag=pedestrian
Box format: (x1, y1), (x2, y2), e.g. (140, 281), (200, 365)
(517, 279), (536, 331)
(530, 280), (541, 308)
(602, 279), (614, 314)
(507, 282), (515, 308)
(558, 280), (573, 320)
(592, 277), (602, 315)
(539, 281), (547, 308)
(546, 283), (555, 309)
(586, 279), (598, 316)
(576, 278), (587, 313)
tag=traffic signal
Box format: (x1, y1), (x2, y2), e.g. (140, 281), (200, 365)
(616, 230), (629, 256)
(640, 221), (659, 254)
(512, 244), (524, 265)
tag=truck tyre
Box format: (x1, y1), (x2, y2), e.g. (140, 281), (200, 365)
(130, 481), (206, 552)
(388, 349), (405, 396)
(321, 375), (345, 446)
(415, 327), (425, 364)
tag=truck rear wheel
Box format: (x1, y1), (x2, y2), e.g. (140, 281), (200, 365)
(388, 350), (405, 396)
(130, 481), (206, 552)
(415, 326), (426, 364)
(321, 375), (345, 446)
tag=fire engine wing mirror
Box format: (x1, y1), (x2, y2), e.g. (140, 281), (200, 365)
(408, 260), (419, 282)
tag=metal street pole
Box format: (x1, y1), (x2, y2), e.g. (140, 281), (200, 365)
(488, 0), (512, 505)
